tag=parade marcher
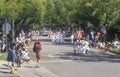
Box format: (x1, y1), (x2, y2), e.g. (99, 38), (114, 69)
(70, 33), (74, 44)
(51, 32), (56, 43)
(73, 40), (78, 54)
(73, 40), (81, 54)
(80, 38), (90, 54)
(33, 39), (42, 67)
(56, 32), (61, 44)
(60, 32), (63, 43)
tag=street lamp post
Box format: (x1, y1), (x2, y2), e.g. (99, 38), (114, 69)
(101, 25), (107, 44)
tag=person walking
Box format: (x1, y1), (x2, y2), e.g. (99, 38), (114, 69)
(33, 39), (42, 67)
(7, 44), (16, 73)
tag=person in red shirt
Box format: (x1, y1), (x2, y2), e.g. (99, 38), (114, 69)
(33, 39), (42, 67)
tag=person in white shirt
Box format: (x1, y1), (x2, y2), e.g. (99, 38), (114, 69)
(20, 47), (31, 61)
(60, 33), (64, 43)
(98, 42), (105, 50)
(80, 38), (90, 54)
(70, 33), (74, 44)
(51, 33), (56, 43)
(73, 40), (80, 54)
(112, 40), (120, 48)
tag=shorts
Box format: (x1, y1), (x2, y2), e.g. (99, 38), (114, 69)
(36, 52), (41, 59)
(8, 61), (13, 67)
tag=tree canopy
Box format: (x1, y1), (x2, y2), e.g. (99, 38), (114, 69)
(0, 0), (120, 32)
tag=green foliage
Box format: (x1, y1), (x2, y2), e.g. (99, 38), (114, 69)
(0, 0), (120, 31)
(0, 53), (7, 60)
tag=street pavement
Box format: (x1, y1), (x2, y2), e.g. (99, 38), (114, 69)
(1, 36), (120, 77)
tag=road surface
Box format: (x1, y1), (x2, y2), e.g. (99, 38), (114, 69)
(28, 36), (120, 77)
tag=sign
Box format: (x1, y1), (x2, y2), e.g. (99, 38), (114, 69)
(2, 23), (11, 34)
(0, 18), (6, 23)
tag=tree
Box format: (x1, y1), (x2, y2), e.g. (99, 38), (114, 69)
(1, 0), (120, 33)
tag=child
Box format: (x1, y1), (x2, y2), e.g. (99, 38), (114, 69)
(7, 45), (16, 73)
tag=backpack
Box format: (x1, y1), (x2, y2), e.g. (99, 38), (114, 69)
(33, 43), (41, 52)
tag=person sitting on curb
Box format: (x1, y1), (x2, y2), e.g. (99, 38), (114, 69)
(20, 47), (31, 62)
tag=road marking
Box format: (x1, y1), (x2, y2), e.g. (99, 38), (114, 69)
(42, 60), (72, 63)
(5, 66), (26, 77)
(14, 71), (26, 77)
(48, 54), (69, 58)
(48, 54), (75, 58)
(48, 54), (54, 57)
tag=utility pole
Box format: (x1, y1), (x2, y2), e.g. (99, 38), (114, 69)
(5, 19), (8, 53)
(12, 19), (15, 43)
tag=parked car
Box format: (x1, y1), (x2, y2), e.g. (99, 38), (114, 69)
(65, 32), (71, 37)
(43, 30), (50, 36)
(43, 26), (51, 36)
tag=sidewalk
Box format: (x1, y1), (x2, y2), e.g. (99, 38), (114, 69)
(0, 61), (19, 77)
(0, 60), (59, 77)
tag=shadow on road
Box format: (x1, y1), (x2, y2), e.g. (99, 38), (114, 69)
(43, 42), (73, 46)
(0, 67), (8, 70)
(0, 70), (10, 74)
(24, 66), (35, 68)
(52, 51), (120, 63)
(32, 36), (120, 63)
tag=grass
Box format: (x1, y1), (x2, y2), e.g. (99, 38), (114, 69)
(114, 48), (120, 51)
(110, 42), (120, 54)
(110, 48), (120, 54)
(0, 52), (7, 60)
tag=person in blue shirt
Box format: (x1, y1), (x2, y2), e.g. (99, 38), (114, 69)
(7, 45), (16, 73)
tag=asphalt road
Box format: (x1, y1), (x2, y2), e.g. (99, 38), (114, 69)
(29, 36), (120, 77)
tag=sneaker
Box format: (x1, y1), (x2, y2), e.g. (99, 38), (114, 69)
(35, 65), (39, 68)
(83, 52), (87, 54)
(74, 50), (76, 54)
(10, 70), (15, 74)
(7, 66), (11, 70)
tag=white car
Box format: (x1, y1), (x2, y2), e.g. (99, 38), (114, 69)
(43, 31), (50, 36)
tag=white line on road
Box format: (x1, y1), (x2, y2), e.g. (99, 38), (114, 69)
(48, 54), (74, 58)
(42, 60), (73, 63)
